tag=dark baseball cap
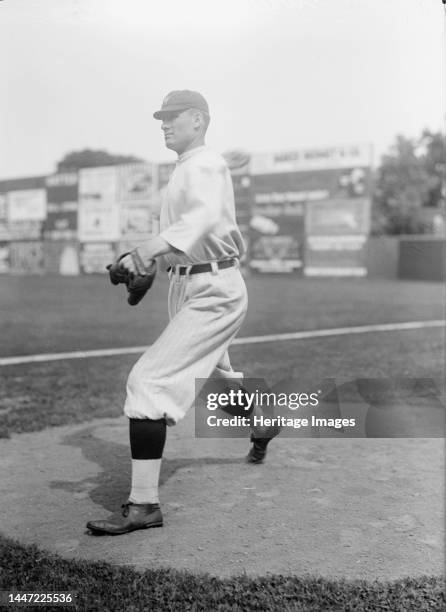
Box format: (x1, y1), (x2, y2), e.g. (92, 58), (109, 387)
(153, 90), (209, 119)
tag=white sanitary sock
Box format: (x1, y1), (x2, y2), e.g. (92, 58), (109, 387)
(128, 458), (162, 504)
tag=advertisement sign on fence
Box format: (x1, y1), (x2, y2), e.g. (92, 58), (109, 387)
(43, 206), (78, 240)
(78, 203), (121, 242)
(249, 143), (372, 274)
(46, 172), (78, 198)
(120, 204), (153, 240)
(251, 143), (372, 174)
(305, 198), (371, 236)
(43, 241), (80, 276)
(44, 172), (79, 240)
(304, 196), (370, 276)
(80, 242), (116, 274)
(250, 212), (304, 273)
(250, 170), (308, 273)
(304, 235), (367, 277)
(251, 169), (370, 203)
(116, 163), (156, 203)
(46, 172), (78, 187)
(7, 189), (47, 221)
(9, 242), (44, 274)
(8, 221), (42, 240)
(0, 242), (10, 273)
(0, 195), (9, 241)
(78, 167), (120, 241)
(79, 166), (118, 202)
(0, 194), (6, 219)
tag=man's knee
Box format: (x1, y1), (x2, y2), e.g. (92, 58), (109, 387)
(126, 361), (168, 404)
(124, 364), (165, 420)
(126, 360), (154, 395)
(126, 365), (141, 399)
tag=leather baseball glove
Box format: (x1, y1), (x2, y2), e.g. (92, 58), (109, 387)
(106, 250), (157, 306)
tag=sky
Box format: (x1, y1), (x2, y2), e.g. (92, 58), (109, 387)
(0, 0), (444, 179)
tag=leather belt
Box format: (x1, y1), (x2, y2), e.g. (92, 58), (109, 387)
(167, 259), (237, 276)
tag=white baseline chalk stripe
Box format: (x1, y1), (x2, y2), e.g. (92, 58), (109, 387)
(232, 320), (445, 345)
(0, 320), (444, 367)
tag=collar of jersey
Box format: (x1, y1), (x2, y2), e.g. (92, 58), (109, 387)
(177, 145), (207, 164)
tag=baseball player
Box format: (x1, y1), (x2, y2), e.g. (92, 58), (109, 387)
(86, 90), (279, 535)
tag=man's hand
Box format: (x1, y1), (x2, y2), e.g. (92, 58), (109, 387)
(106, 253), (157, 306)
(118, 248), (151, 276)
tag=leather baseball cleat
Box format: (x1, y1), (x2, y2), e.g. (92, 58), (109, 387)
(247, 414), (282, 463)
(246, 434), (274, 464)
(86, 501), (163, 535)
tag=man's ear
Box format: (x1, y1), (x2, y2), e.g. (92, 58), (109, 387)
(190, 110), (202, 130)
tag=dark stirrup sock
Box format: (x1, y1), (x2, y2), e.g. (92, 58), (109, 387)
(129, 418), (167, 459)
(217, 385), (255, 418)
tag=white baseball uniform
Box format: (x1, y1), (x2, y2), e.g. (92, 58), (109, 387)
(124, 145), (248, 425)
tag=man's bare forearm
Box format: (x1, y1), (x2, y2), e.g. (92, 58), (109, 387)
(118, 235), (180, 275)
(136, 235), (180, 262)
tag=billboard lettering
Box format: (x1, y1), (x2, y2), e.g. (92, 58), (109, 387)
(252, 143), (372, 174)
(45, 173), (78, 187)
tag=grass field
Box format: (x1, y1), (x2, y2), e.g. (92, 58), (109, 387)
(0, 274), (444, 438)
(0, 274), (444, 610)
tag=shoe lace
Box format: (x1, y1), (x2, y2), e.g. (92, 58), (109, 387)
(121, 502), (132, 517)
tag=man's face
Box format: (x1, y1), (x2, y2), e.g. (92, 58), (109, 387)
(160, 109), (199, 154)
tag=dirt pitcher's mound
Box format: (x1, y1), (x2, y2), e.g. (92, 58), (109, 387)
(0, 413), (443, 579)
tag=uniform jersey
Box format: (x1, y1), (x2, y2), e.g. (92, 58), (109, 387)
(124, 143), (248, 426)
(159, 145), (246, 267)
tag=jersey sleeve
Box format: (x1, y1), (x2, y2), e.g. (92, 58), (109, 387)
(159, 160), (226, 255)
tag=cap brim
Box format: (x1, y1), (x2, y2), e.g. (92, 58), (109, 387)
(153, 105), (190, 120)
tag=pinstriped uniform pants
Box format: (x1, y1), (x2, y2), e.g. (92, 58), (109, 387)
(123, 263), (248, 424)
